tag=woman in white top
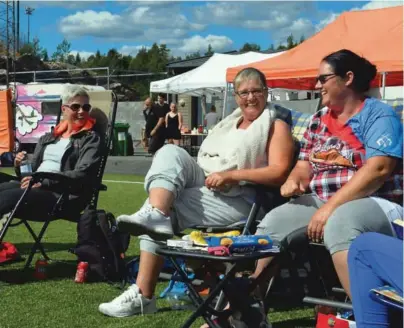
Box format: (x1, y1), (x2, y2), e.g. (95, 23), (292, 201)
(98, 67), (295, 318)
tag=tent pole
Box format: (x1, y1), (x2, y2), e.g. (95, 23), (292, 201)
(222, 83), (228, 119)
(381, 72), (386, 99)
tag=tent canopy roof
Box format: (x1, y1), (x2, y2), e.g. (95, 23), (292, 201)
(226, 6), (403, 90)
(150, 51), (284, 95)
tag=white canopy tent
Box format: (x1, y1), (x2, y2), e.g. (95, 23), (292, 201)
(150, 51), (284, 96)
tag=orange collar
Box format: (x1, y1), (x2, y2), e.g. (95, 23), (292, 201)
(53, 117), (95, 137)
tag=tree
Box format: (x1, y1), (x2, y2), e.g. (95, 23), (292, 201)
(66, 54), (76, 65)
(277, 44), (287, 51)
(75, 52), (81, 65)
(240, 43), (261, 52)
(51, 38), (71, 62)
(19, 37), (44, 58)
(185, 51), (201, 60)
(41, 49), (49, 61)
(268, 44), (275, 52)
(286, 34), (295, 49)
(205, 44), (214, 56)
(299, 35), (305, 44)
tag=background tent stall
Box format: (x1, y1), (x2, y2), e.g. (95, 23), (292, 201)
(0, 89), (14, 158)
(226, 6), (403, 97)
(150, 51), (284, 121)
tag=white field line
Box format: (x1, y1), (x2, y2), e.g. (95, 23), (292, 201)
(103, 179), (144, 185)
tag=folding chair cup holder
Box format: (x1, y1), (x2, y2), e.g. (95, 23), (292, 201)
(0, 92), (119, 269)
(157, 246), (280, 328)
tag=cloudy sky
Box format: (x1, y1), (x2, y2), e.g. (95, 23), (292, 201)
(21, 0), (401, 59)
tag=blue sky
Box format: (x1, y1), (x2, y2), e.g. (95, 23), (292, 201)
(20, 0), (401, 59)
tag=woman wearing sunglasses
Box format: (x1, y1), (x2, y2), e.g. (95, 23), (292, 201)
(253, 49), (403, 302)
(0, 84), (102, 221)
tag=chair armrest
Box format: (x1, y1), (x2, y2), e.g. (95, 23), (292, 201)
(99, 183), (108, 191)
(30, 171), (75, 187)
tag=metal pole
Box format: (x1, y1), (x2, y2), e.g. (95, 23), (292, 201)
(222, 83), (228, 119)
(16, 0), (19, 51)
(107, 67), (110, 89)
(6, 1), (9, 88)
(33, 71), (36, 82)
(381, 72), (386, 99)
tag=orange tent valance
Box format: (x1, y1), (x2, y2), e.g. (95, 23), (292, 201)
(226, 6), (404, 90)
(0, 89), (13, 156)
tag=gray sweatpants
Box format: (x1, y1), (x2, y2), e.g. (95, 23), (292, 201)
(255, 194), (397, 255)
(140, 144), (256, 254)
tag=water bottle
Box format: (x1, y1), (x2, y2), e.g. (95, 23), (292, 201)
(20, 152), (32, 177)
(165, 292), (194, 310)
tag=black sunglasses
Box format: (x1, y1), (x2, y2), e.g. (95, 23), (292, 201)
(316, 74), (337, 84)
(64, 103), (92, 112)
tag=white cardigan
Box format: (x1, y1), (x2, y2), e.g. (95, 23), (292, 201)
(197, 106), (276, 176)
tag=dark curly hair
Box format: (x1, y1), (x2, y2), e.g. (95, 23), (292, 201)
(322, 49), (377, 93)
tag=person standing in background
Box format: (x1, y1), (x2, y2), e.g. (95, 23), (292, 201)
(142, 97), (153, 149)
(148, 93), (170, 154)
(204, 105), (220, 130)
(165, 102), (182, 145)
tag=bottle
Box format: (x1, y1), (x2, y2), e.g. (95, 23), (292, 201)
(75, 261), (89, 283)
(165, 292), (194, 310)
(20, 151), (32, 177)
(34, 258), (48, 280)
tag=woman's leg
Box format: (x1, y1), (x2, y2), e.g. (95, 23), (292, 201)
(252, 194), (323, 277)
(348, 232), (403, 328)
(323, 198), (397, 298)
(0, 172), (18, 184)
(0, 185), (59, 218)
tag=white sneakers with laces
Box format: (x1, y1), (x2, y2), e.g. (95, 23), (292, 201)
(117, 204), (174, 240)
(98, 284), (157, 317)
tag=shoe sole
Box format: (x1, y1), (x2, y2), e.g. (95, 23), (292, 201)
(99, 304), (157, 317)
(118, 220), (173, 241)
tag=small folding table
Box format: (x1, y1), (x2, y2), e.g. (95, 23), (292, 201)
(156, 246), (280, 328)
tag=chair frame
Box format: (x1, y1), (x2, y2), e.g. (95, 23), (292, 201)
(0, 91), (118, 269)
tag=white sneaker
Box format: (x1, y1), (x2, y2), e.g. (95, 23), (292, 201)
(117, 204), (174, 240)
(98, 284), (157, 318)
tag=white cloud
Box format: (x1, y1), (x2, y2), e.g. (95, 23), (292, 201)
(59, 5), (205, 43)
(69, 50), (95, 60)
(176, 35), (233, 56)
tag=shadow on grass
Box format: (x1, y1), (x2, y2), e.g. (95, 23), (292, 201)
(0, 259), (78, 284)
(273, 318), (315, 328)
(12, 242), (77, 253)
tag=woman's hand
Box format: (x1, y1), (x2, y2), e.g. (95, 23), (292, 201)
(307, 204), (336, 242)
(205, 172), (233, 190)
(14, 151), (26, 167)
(280, 179), (307, 197)
(20, 176), (41, 189)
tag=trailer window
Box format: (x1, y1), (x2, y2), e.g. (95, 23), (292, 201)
(41, 101), (61, 115)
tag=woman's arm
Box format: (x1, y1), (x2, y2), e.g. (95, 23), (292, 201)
(215, 120), (295, 187)
(165, 113), (169, 128)
(178, 112), (183, 130)
(326, 156), (398, 209)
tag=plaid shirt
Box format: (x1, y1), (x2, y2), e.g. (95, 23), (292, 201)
(299, 98), (403, 205)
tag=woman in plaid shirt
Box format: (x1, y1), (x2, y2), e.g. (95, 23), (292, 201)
(253, 49), (403, 300)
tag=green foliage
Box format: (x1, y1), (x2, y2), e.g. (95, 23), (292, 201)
(51, 38), (71, 62)
(286, 34), (295, 49)
(300, 35), (306, 44)
(19, 37), (44, 58)
(41, 49), (49, 61)
(204, 44), (214, 56)
(185, 51), (201, 59)
(240, 42), (261, 52)
(75, 52), (81, 65)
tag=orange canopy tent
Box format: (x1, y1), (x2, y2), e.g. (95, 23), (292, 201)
(0, 89), (14, 156)
(226, 6), (403, 90)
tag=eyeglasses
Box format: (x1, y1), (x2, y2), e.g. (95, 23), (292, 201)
(64, 103), (92, 112)
(235, 88), (267, 99)
(316, 74), (337, 84)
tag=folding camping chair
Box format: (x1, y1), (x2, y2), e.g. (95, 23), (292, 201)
(0, 91), (118, 269)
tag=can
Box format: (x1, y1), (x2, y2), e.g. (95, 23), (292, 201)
(75, 261), (89, 283)
(34, 258), (48, 280)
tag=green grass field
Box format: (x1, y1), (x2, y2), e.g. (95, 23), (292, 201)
(0, 169), (315, 328)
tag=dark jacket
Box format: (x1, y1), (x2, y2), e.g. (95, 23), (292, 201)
(16, 130), (103, 197)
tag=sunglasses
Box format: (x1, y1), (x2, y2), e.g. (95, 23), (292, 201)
(64, 103), (92, 112)
(316, 74), (337, 84)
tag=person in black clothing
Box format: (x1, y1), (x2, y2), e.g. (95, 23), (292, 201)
(142, 97), (153, 149)
(165, 102), (182, 145)
(147, 93), (170, 154)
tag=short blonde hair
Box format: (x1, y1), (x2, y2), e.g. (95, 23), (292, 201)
(61, 84), (89, 105)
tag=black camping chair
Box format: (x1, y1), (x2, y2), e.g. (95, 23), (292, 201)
(0, 91), (118, 269)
